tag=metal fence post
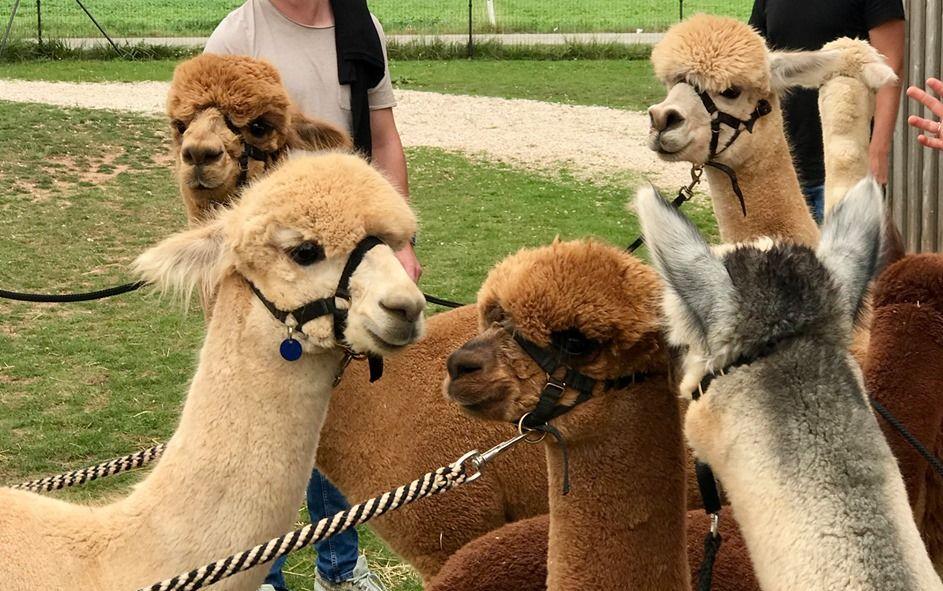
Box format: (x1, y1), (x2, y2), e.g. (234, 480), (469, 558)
(36, 0), (41, 46)
(679, 0), (684, 21)
(467, 0), (474, 58)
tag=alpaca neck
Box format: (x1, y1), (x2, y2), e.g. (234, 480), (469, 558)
(105, 276), (342, 588)
(544, 378), (688, 591)
(705, 111), (820, 246)
(819, 77), (875, 213)
(702, 345), (941, 591)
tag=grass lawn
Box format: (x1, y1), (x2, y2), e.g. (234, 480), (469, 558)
(0, 58), (664, 111)
(0, 99), (716, 589)
(2, 0), (749, 38)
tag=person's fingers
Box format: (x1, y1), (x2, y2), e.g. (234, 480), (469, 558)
(917, 133), (943, 150)
(908, 114), (941, 134)
(907, 85), (943, 118)
(926, 77), (943, 96)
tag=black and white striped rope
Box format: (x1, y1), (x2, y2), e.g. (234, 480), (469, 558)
(139, 455), (476, 591)
(9, 443), (166, 493)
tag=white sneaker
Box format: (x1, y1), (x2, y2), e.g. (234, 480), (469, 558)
(313, 555), (387, 591)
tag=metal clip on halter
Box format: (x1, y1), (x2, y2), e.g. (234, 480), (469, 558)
(460, 429), (546, 483)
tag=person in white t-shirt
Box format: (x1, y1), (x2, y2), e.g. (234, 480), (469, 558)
(205, 0), (421, 282)
(206, 3), (412, 590)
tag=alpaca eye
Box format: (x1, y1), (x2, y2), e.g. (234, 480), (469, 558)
(289, 241), (325, 266)
(249, 119), (272, 137)
(172, 119), (187, 134)
(720, 87), (742, 100)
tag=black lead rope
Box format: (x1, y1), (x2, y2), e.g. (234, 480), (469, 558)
(691, 373), (724, 591)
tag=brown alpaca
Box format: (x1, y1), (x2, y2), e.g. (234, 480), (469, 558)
(437, 239), (689, 590)
(166, 54), (352, 224)
(429, 514), (759, 591)
(866, 253), (943, 574)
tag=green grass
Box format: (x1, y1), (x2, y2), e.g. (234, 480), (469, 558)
(0, 58), (664, 111)
(1, 0), (750, 39)
(0, 99), (715, 589)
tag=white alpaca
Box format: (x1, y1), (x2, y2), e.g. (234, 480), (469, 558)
(0, 153), (426, 591)
(638, 178), (942, 591)
(818, 38), (897, 213)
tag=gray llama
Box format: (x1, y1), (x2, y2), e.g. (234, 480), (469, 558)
(636, 178), (942, 591)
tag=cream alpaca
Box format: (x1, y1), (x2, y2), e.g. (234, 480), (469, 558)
(639, 178), (942, 591)
(648, 15), (886, 246)
(818, 38), (897, 212)
(0, 154), (424, 591)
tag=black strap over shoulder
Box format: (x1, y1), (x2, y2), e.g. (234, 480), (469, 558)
(331, 0), (385, 157)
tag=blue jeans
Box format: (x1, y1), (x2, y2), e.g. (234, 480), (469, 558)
(265, 468), (360, 589)
(802, 183), (825, 224)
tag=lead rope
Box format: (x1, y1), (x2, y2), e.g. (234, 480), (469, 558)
(9, 443), (166, 493)
(691, 378), (723, 591)
(137, 433), (533, 591)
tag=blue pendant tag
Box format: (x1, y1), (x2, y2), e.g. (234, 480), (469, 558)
(280, 337), (302, 361)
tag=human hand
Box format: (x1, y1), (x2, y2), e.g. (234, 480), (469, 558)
(906, 77), (943, 151)
(394, 242), (422, 283)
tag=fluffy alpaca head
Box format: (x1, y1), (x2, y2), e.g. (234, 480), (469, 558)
(647, 14), (841, 166)
(167, 54), (352, 223)
(636, 177), (885, 393)
(819, 37), (897, 89)
(443, 239), (666, 426)
(133, 153), (424, 356)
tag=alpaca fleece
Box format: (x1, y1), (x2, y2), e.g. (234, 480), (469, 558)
(652, 14), (772, 94)
(0, 152), (423, 591)
(429, 512), (761, 591)
(867, 254), (943, 574)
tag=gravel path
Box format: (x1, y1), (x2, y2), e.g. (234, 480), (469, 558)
(0, 79), (689, 188)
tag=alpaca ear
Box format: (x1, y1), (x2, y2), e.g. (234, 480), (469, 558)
(133, 216), (228, 304)
(816, 177), (884, 320)
(769, 50), (841, 91)
(861, 60), (898, 90)
(287, 109), (353, 152)
(635, 185), (733, 346)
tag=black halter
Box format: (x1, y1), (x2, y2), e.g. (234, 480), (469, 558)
(223, 118), (284, 189)
(694, 89), (773, 217)
(248, 236), (385, 384)
(513, 332), (648, 430)
(511, 330), (650, 495)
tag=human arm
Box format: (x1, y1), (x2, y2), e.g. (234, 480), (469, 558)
(370, 107), (421, 281)
(867, 18), (905, 184)
(907, 78), (943, 151)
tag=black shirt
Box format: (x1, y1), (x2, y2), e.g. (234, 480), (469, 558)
(749, 0), (904, 187)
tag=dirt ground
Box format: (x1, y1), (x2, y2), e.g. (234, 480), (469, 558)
(0, 80), (691, 189)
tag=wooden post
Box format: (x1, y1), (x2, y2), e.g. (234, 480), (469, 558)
(889, 0), (943, 252)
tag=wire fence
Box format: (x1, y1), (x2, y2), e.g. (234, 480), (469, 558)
(1, 0), (751, 43)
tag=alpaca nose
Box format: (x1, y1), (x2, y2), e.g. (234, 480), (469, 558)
(380, 294), (424, 323)
(649, 105), (686, 132)
(182, 144), (224, 166)
(447, 348), (485, 380)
